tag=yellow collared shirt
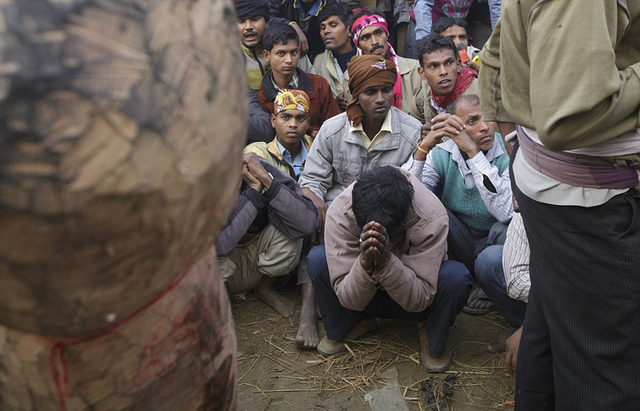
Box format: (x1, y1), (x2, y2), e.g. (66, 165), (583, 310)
(349, 109), (393, 150)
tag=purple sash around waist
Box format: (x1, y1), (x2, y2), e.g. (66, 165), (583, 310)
(516, 126), (640, 189)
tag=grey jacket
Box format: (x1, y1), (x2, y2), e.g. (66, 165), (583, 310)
(299, 107), (421, 202)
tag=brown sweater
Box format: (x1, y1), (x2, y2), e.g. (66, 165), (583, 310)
(258, 68), (340, 135)
(324, 167), (449, 313)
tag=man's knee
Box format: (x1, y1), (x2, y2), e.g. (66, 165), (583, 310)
(438, 260), (473, 292)
(488, 221), (508, 246)
(474, 245), (504, 287)
(256, 225), (302, 276)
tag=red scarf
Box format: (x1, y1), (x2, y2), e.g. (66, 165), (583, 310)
(431, 67), (476, 109)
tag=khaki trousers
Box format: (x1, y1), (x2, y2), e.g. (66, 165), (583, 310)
(219, 224), (302, 294)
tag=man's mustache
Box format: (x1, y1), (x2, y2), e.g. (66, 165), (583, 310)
(370, 44), (384, 53)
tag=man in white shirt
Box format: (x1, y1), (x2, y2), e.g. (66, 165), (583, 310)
(404, 94), (512, 313)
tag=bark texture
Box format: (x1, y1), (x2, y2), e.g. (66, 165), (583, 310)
(0, 0), (244, 409)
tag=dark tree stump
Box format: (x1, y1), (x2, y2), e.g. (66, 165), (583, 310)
(0, 0), (245, 409)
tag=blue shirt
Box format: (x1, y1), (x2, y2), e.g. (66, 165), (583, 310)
(276, 138), (308, 178)
(293, 0), (323, 16)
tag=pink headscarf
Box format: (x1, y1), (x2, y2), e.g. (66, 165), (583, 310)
(351, 14), (402, 110)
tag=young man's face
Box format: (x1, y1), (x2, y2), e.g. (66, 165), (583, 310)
(263, 39), (301, 76)
(319, 15), (352, 54)
(455, 99), (495, 152)
(272, 109), (310, 145)
(237, 16), (268, 48)
(418, 48), (460, 96)
(357, 83), (394, 123)
(440, 25), (469, 48)
(357, 25), (388, 56)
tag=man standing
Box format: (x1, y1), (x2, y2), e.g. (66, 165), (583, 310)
(411, 33), (478, 124)
(345, 10), (422, 115)
(258, 23), (340, 137)
(480, 2), (640, 410)
(313, 2), (355, 111)
(310, 166), (471, 371)
(404, 95), (512, 313)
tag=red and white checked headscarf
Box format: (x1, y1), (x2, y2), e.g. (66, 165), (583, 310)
(350, 14), (402, 110)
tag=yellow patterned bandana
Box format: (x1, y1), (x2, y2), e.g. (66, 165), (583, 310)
(274, 89), (310, 115)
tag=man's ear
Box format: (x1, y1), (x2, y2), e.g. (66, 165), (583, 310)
(271, 113), (277, 128)
(417, 66), (426, 79)
(263, 49), (271, 63)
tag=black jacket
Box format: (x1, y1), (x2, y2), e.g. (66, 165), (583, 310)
(270, 0), (340, 62)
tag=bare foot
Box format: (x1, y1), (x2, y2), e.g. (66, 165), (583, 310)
(467, 288), (494, 309)
(462, 288), (496, 314)
(296, 283), (319, 349)
(254, 275), (295, 318)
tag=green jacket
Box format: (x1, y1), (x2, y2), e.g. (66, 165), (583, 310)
(479, 0), (640, 152)
(242, 43), (269, 91)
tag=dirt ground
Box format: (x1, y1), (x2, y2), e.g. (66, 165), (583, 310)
(232, 284), (516, 411)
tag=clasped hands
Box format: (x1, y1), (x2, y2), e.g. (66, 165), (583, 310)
(415, 113), (479, 161)
(359, 221), (392, 275)
(242, 152), (273, 192)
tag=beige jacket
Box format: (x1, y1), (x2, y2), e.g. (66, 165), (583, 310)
(479, 0), (640, 151)
(313, 49), (346, 98)
(244, 135), (314, 179)
(324, 167), (449, 313)
(344, 56), (423, 115)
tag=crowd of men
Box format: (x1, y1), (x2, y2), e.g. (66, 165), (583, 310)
(223, 1), (640, 410)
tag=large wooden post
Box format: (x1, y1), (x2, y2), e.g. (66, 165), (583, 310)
(0, 0), (244, 409)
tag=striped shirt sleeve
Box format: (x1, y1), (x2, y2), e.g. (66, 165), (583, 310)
(502, 212), (530, 302)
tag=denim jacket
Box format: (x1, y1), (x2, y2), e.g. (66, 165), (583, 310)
(299, 107), (421, 202)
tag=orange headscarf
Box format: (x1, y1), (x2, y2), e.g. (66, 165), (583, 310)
(274, 89), (311, 115)
(346, 55), (397, 127)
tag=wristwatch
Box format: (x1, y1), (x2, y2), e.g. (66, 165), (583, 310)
(261, 172), (274, 194)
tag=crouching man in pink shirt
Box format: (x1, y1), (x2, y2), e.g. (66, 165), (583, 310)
(308, 166), (471, 372)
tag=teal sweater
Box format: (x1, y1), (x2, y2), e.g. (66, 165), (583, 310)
(431, 142), (509, 232)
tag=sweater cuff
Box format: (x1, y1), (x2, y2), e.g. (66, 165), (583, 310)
(262, 178), (280, 201)
(243, 185), (268, 209)
(371, 254), (401, 285)
(354, 260), (378, 286)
